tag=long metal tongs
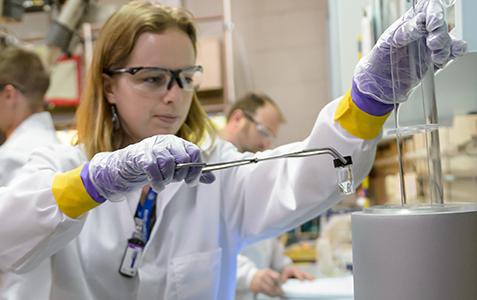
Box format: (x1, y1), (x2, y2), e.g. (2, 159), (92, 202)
(176, 147), (351, 173)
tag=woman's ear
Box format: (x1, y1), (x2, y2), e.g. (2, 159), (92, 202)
(102, 74), (116, 104)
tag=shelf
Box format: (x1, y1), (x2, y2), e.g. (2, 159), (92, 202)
(197, 88), (225, 114)
(202, 103), (226, 114)
(374, 148), (475, 168)
(48, 105), (77, 130)
(194, 15), (223, 22)
(442, 174), (477, 181)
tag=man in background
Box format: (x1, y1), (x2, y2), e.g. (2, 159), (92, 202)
(221, 92), (281, 153)
(221, 92), (314, 300)
(0, 47), (58, 299)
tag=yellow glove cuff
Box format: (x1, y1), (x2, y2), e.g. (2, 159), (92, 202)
(52, 164), (102, 219)
(334, 89), (390, 140)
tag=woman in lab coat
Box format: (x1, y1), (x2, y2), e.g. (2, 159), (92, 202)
(0, 1), (466, 299)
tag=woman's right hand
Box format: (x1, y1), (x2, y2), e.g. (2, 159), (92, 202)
(83, 135), (215, 202)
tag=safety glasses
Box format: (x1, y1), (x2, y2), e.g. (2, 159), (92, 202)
(242, 110), (275, 140)
(103, 65), (203, 97)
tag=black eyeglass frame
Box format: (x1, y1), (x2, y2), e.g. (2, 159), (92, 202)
(103, 65), (203, 91)
(241, 110), (275, 140)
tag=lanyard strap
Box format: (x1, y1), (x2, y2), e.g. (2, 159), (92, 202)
(134, 187), (157, 243)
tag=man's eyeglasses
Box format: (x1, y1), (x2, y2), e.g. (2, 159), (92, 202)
(103, 65), (203, 97)
(242, 110), (275, 140)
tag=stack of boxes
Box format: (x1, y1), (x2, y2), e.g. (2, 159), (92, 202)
(369, 114), (477, 205)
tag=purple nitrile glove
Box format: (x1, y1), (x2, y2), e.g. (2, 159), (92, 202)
(353, 0), (467, 106)
(351, 80), (394, 116)
(80, 163), (106, 203)
(82, 135), (215, 202)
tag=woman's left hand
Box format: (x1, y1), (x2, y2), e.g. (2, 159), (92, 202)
(353, 0), (467, 105)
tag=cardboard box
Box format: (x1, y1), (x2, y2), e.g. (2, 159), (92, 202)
(445, 179), (477, 203)
(196, 37), (223, 91)
(449, 114), (477, 147)
(369, 175), (388, 204)
(411, 127), (452, 154)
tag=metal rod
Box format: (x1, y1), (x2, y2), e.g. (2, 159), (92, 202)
(414, 0), (444, 204)
(223, 0), (236, 103)
(421, 70), (444, 203)
(395, 125), (408, 205)
(176, 147), (349, 173)
(390, 35), (407, 206)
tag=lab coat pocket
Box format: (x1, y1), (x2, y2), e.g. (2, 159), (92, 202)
(170, 248), (222, 300)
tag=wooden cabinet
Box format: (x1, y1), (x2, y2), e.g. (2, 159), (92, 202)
(196, 36), (226, 113)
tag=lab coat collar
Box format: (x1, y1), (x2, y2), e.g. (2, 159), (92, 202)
(199, 133), (219, 159)
(12, 112), (54, 135)
(5, 112), (55, 144)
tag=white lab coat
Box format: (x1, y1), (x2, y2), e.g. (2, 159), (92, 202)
(0, 99), (378, 300)
(0, 112), (59, 300)
(235, 239), (292, 300)
(0, 112), (59, 186)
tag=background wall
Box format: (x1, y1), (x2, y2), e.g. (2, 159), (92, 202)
(327, 0), (369, 99)
(455, 0), (477, 52)
(231, 0), (330, 146)
(186, 0), (330, 146)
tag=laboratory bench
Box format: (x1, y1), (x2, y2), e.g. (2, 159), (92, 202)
(257, 263), (353, 300)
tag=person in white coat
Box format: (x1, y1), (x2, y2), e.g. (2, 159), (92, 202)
(0, 48), (57, 299)
(0, 1), (467, 300)
(220, 92), (314, 299)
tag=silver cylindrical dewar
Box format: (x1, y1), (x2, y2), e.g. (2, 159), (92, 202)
(352, 204), (477, 300)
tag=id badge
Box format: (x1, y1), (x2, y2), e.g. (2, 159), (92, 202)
(119, 238), (145, 278)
